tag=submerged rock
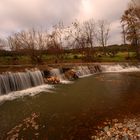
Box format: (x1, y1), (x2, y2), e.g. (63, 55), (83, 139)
(44, 76), (60, 84)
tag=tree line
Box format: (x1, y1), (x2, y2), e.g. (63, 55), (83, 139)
(0, 19), (110, 64)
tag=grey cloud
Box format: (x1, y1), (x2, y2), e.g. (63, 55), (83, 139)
(0, 0), (130, 44)
(109, 20), (122, 45)
(0, 0), (81, 27)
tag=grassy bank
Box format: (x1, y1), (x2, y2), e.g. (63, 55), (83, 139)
(0, 52), (138, 66)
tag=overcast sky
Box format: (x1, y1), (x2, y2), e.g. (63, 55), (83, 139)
(0, 0), (130, 44)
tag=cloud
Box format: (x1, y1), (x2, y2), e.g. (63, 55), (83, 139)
(78, 0), (129, 21)
(109, 20), (122, 45)
(0, 0), (130, 44)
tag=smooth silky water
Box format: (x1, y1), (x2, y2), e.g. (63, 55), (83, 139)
(0, 72), (140, 139)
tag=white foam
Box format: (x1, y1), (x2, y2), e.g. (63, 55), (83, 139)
(60, 80), (74, 84)
(0, 84), (54, 104)
(50, 68), (73, 84)
(79, 74), (93, 78)
(101, 64), (140, 73)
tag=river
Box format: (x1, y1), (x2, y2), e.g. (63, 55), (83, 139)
(0, 71), (140, 139)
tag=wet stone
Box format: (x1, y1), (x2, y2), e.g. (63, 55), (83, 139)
(104, 126), (110, 132)
(136, 127), (140, 133)
(93, 117), (140, 140)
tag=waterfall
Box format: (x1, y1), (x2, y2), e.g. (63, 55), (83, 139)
(1, 64), (139, 95)
(50, 68), (71, 84)
(0, 69), (44, 95)
(101, 64), (140, 73)
(75, 66), (91, 77)
(73, 64), (140, 77)
(50, 68), (64, 79)
(74, 65), (101, 77)
(0, 64), (139, 99)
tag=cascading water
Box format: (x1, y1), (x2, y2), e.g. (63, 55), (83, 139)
(0, 69), (44, 95)
(75, 66), (92, 77)
(73, 64), (140, 77)
(0, 64), (140, 103)
(101, 64), (140, 73)
(74, 65), (101, 77)
(50, 68), (71, 84)
(1, 64), (139, 95)
(50, 68), (64, 80)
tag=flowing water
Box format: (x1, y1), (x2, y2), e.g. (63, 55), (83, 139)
(0, 69), (44, 95)
(0, 65), (140, 139)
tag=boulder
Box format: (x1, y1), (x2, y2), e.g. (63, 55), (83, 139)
(44, 76), (60, 84)
(64, 70), (79, 80)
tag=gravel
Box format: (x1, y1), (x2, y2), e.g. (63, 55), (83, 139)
(91, 117), (140, 140)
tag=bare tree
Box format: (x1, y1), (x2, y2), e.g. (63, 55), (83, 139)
(0, 38), (6, 50)
(121, 23), (130, 58)
(47, 22), (65, 63)
(66, 19), (96, 61)
(66, 21), (86, 49)
(96, 20), (110, 55)
(121, 23), (127, 45)
(8, 28), (49, 64)
(64, 20), (86, 60)
(82, 19), (96, 60)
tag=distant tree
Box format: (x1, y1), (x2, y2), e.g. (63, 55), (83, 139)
(47, 22), (65, 63)
(121, 23), (130, 58)
(67, 21), (86, 49)
(96, 20), (110, 56)
(121, 23), (127, 45)
(82, 19), (96, 60)
(0, 38), (6, 50)
(8, 28), (48, 64)
(65, 21), (87, 58)
(66, 19), (96, 61)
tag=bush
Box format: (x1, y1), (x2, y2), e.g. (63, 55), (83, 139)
(73, 55), (78, 59)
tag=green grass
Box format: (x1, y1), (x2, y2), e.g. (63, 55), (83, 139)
(0, 52), (138, 65)
(97, 52), (136, 62)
